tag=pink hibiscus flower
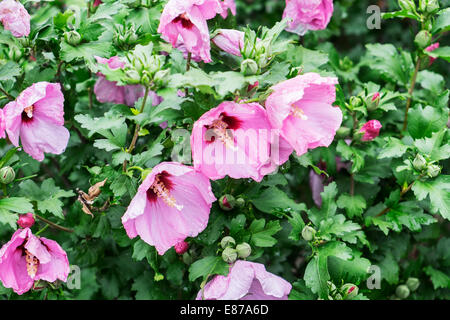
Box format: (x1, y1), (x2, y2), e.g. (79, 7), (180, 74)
(219, 0), (236, 19)
(121, 162), (216, 255)
(0, 0), (30, 37)
(360, 120), (382, 141)
(0, 108), (6, 138)
(191, 101), (293, 182)
(0, 228), (70, 295)
(212, 29), (245, 57)
(94, 56), (162, 107)
(283, 0), (334, 36)
(266, 73), (342, 157)
(196, 260), (292, 300)
(157, 0), (223, 63)
(3, 82), (70, 161)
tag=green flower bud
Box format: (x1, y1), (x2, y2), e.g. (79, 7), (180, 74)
(341, 283), (359, 299)
(396, 284), (410, 299)
(64, 30), (82, 46)
(8, 47), (22, 61)
(349, 96), (363, 108)
(421, 0), (439, 13)
(398, 0), (416, 12)
(302, 226), (316, 241)
(220, 236), (236, 249)
(141, 72), (151, 86)
(406, 277), (420, 292)
(327, 281), (337, 292)
(426, 164), (441, 178)
(235, 198), (245, 208)
(241, 59), (259, 76)
(414, 30), (432, 49)
(366, 92), (380, 111)
(222, 247), (237, 264)
(154, 69), (171, 87)
(0, 166), (15, 184)
(413, 154), (427, 171)
(219, 194), (236, 211)
(236, 242), (251, 259)
(334, 293), (343, 300)
(336, 126), (351, 138)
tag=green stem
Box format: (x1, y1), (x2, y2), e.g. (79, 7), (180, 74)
(0, 87), (14, 100)
(2, 184), (7, 197)
(35, 224), (49, 236)
(402, 57), (421, 133)
(34, 214), (74, 233)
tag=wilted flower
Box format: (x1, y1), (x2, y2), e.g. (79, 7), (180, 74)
(0, 228), (70, 295)
(197, 260), (292, 300)
(3, 82), (70, 161)
(282, 0), (334, 36)
(191, 101), (292, 182)
(121, 162), (216, 255)
(266, 73), (342, 157)
(158, 0), (223, 63)
(360, 120), (382, 141)
(0, 0), (30, 37)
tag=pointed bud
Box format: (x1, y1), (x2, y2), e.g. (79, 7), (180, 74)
(64, 30), (82, 46)
(366, 92), (381, 111)
(219, 195), (236, 211)
(413, 154), (427, 171)
(220, 236), (236, 249)
(236, 242), (251, 259)
(174, 241), (189, 255)
(406, 277), (420, 292)
(0, 166), (15, 184)
(302, 226), (316, 241)
(426, 164), (441, 178)
(423, 0), (439, 13)
(241, 59), (259, 76)
(349, 96), (363, 108)
(222, 247), (237, 264)
(17, 213), (35, 228)
(396, 285), (410, 299)
(360, 120), (382, 142)
(414, 30), (432, 49)
(235, 198), (245, 208)
(341, 283), (359, 299)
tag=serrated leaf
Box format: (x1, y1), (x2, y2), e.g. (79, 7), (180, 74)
(337, 194), (367, 218)
(188, 256), (229, 282)
(412, 175), (450, 220)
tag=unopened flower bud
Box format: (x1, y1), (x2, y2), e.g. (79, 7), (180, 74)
(336, 126), (351, 138)
(64, 30), (82, 46)
(154, 69), (170, 86)
(349, 96), (363, 108)
(341, 283), (359, 299)
(241, 59), (259, 76)
(327, 281), (337, 292)
(413, 154), (427, 171)
(219, 194), (235, 211)
(174, 241), (189, 255)
(414, 30), (432, 49)
(0, 166), (15, 184)
(426, 164), (441, 178)
(235, 198), (245, 208)
(366, 92), (380, 111)
(17, 213), (35, 228)
(406, 277), (420, 292)
(396, 284), (410, 299)
(220, 236), (236, 249)
(236, 242), (251, 259)
(421, 0), (439, 13)
(222, 247), (237, 263)
(302, 226), (316, 241)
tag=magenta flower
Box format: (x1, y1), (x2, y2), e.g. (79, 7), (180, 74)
(0, 228), (70, 295)
(266, 73), (342, 157)
(212, 29), (245, 57)
(3, 82), (70, 161)
(94, 56), (162, 107)
(174, 241), (189, 254)
(425, 42), (440, 65)
(17, 213), (35, 228)
(0, 0), (30, 38)
(121, 162), (216, 255)
(283, 0), (334, 36)
(219, 0), (236, 19)
(157, 0), (223, 63)
(93, 0), (102, 7)
(191, 101), (292, 182)
(360, 120), (382, 141)
(196, 260), (292, 300)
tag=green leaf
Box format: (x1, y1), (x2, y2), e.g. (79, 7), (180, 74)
(414, 129), (450, 161)
(328, 252), (371, 285)
(249, 219), (282, 247)
(408, 105), (448, 139)
(188, 256), (229, 282)
(378, 252), (399, 285)
(426, 46), (450, 62)
(110, 174), (137, 198)
(337, 194), (367, 218)
(423, 266), (450, 290)
(287, 212), (305, 242)
(378, 137), (410, 159)
(250, 187), (306, 214)
(289, 280), (316, 300)
(0, 61), (21, 81)
(412, 175), (450, 220)
(309, 182), (338, 225)
(337, 140), (365, 172)
(432, 8), (450, 33)
(0, 197), (34, 213)
(60, 41), (112, 67)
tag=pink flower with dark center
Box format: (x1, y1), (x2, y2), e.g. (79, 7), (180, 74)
(0, 228), (70, 295)
(0, 0), (30, 38)
(212, 29), (245, 57)
(17, 213), (35, 228)
(360, 120), (382, 141)
(425, 42), (440, 65)
(191, 101), (293, 182)
(121, 162), (216, 255)
(3, 82), (70, 161)
(174, 241), (189, 254)
(219, 0), (236, 19)
(283, 0), (334, 36)
(157, 0), (223, 63)
(94, 56), (162, 107)
(196, 260), (292, 300)
(266, 73), (342, 157)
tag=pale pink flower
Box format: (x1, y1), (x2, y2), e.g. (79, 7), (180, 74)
(196, 260), (292, 300)
(3, 82), (70, 161)
(283, 0), (334, 36)
(157, 0), (223, 63)
(94, 56), (162, 107)
(212, 29), (245, 57)
(220, 0), (236, 19)
(0, 0), (30, 38)
(121, 162), (216, 255)
(266, 73), (342, 157)
(191, 101), (292, 182)
(425, 42), (440, 65)
(360, 120), (382, 141)
(17, 213), (35, 228)
(0, 108), (6, 139)
(0, 228), (70, 295)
